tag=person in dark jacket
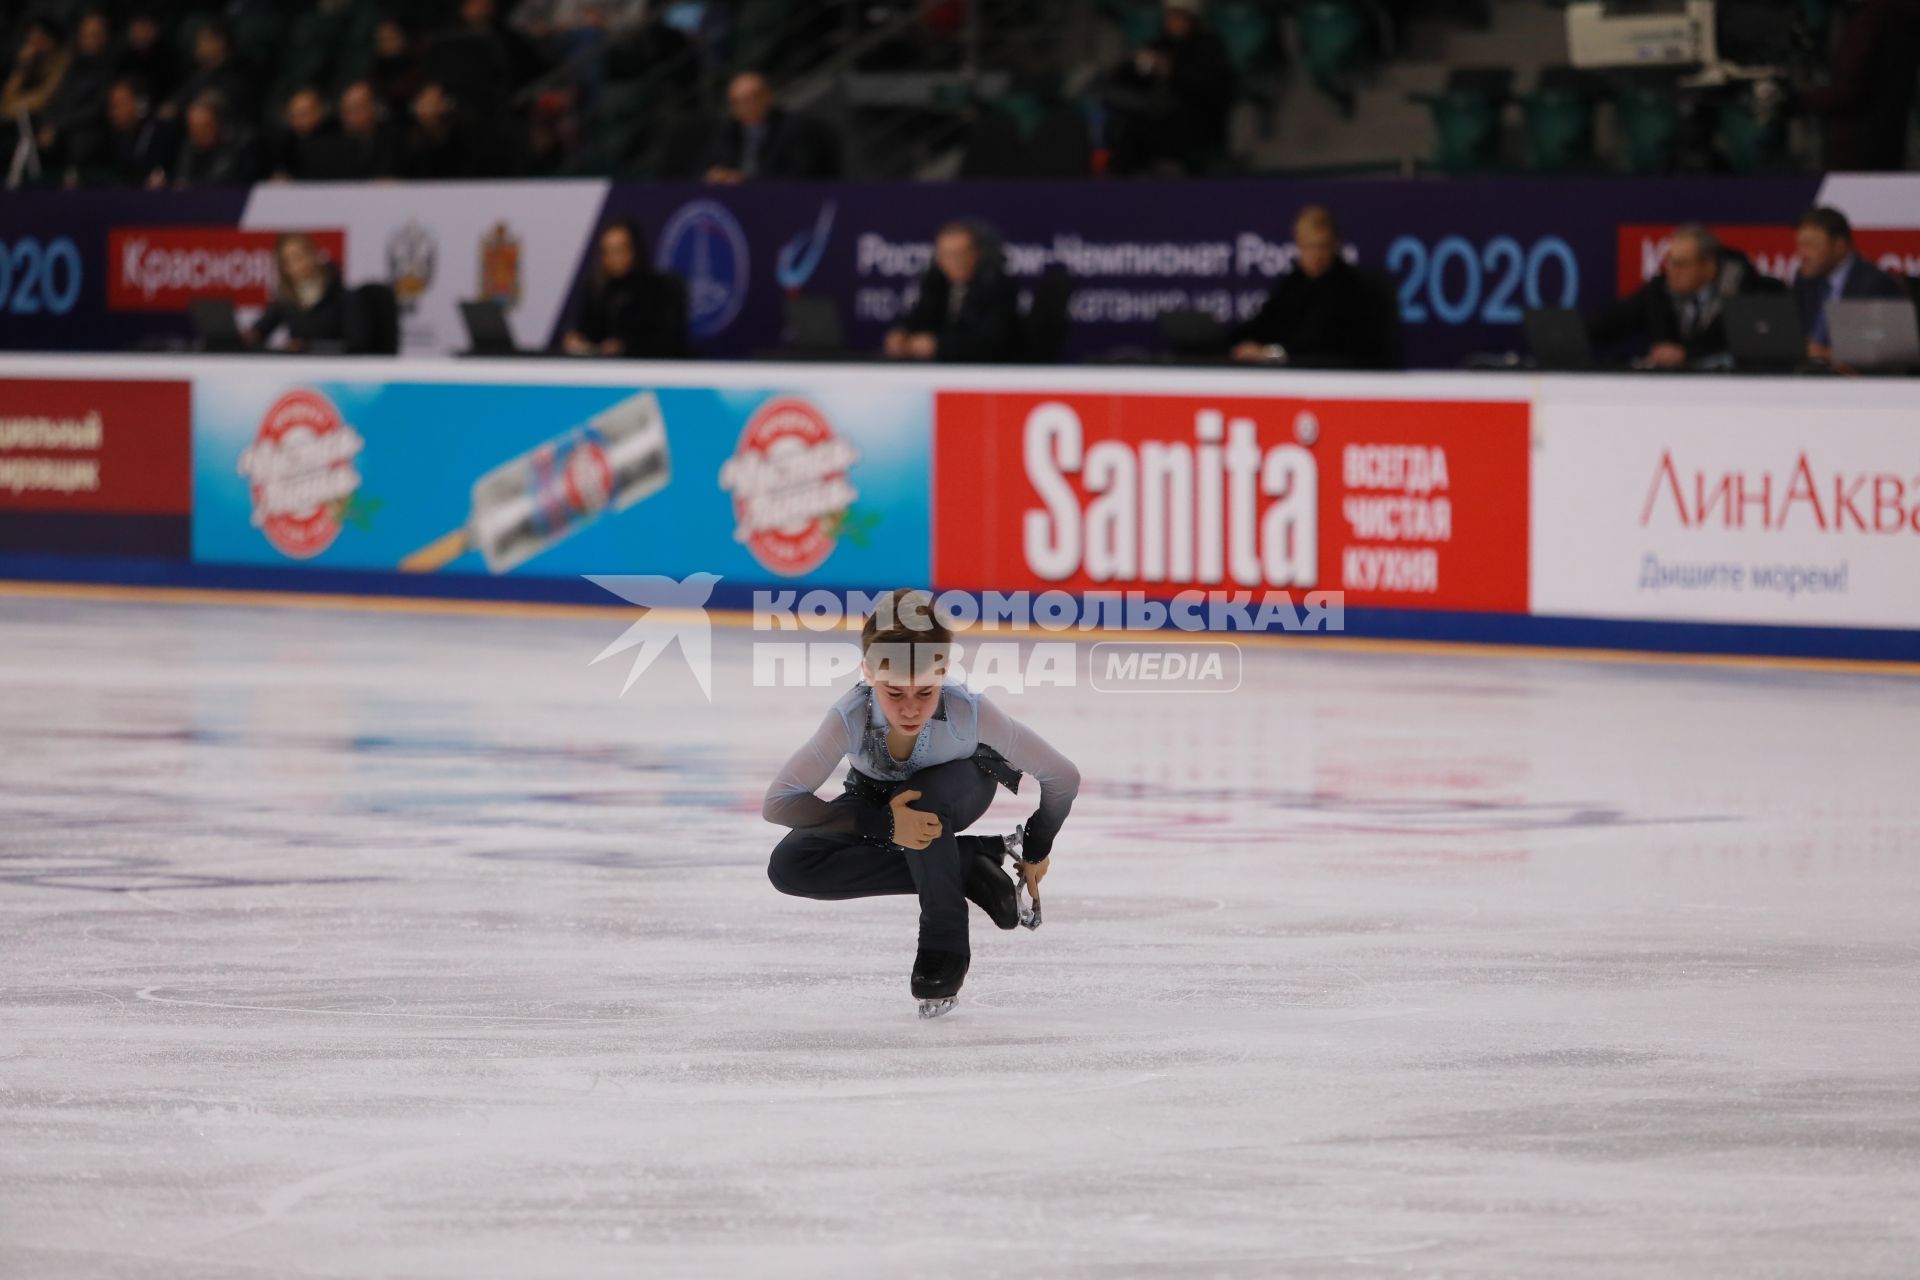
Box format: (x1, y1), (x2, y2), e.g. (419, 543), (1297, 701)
(1792, 206), (1912, 361)
(266, 86), (333, 182)
(86, 77), (172, 187)
(35, 10), (114, 177)
(1589, 225), (1787, 367)
(307, 81), (400, 181)
(1795, 0), (1920, 171)
(562, 219), (689, 358)
(117, 12), (174, 108)
(885, 222), (1023, 364)
(703, 71), (842, 181)
(1231, 207), (1400, 370)
(168, 90), (259, 187)
(400, 81), (481, 178)
(1104, 0), (1236, 176)
(248, 233), (349, 352)
(163, 19), (253, 122)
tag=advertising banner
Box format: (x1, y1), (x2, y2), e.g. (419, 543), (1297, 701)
(239, 181), (611, 356)
(932, 389), (1529, 614)
(0, 376), (192, 557)
(17, 175), (1920, 368)
(0, 189), (249, 353)
(1531, 386), (1920, 630)
(190, 373), (930, 586)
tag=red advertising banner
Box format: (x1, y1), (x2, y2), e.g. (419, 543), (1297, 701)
(1616, 224), (1920, 295)
(107, 227), (347, 312)
(0, 379), (191, 514)
(934, 391), (1529, 614)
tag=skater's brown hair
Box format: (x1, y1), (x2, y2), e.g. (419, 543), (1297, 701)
(861, 588), (951, 682)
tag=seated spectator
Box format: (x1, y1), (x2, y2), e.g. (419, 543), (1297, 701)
(1104, 0), (1235, 177)
(1793, 206), (1910, 361)
(89, 77), (171, 187)
(267, 87), (332, 182)
(1588, 225), (1786, 367)
(1231, 207), (1400, 370)
(369, 19), (425, 122)
(428, 0), (543, 112)
(36, 10), (114, 176)
(562, 218), (689, 358)
(307, 82), (400, 181)
(703, 71), (842, 182)
(1793, 0), (1920, 172)
(884, 221), (1022, 363)
(168, 89), (258, 188)
(1, 18), (72, 157)
(401, 82), (481, 179)
(164, 19), (252, 122)
(248, 233), (348, 352)
(117, 12), (174, 107)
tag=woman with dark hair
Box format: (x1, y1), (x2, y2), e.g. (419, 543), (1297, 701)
(248, 232), (347, 351)
(562, 219), (688, 358)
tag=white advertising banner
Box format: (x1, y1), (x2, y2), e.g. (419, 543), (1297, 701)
(240, 181), (611, 355)
(1532, 382), (1920, 629)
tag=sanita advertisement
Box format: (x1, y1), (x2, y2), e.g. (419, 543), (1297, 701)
(932, 390), (1530, 615)
(189, 374), (929, 586)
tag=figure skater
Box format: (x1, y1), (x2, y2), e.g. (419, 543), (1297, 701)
(764, 588), (1081, 1018)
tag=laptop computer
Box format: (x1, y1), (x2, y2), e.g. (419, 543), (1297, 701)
(1158, 309), (1229, 359)
(1827, 298), (1920, 372)
(188, 298), (244, 353)
(1724, 294), (1806, 370)
(1523, 307), (1597, 371)
(459, 300), (520, 356)
(785, 295), (844, 355)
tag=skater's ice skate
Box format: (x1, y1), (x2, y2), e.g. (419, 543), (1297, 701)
(962, 844), (1020, 930)
(1005, 824), (1042, 930)
(911, 947), (968, 1019)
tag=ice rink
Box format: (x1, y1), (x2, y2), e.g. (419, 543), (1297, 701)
(3, 587), (1918, 1279)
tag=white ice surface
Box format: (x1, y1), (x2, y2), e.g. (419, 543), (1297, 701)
(2, 594), (1917, 1278)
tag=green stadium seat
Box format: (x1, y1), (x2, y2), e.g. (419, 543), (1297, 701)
(1613, 84), (1679, 173)
(1214, 2), (1277, 77)
(1418, 87), (1501, 173)
(1523, 88), (1592, 172)
(1716, 97), (1787, 173)
(1296, 0), (1368, 113)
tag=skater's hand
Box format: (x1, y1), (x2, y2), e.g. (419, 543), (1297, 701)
(1018, 855), (1049, 898)
(889, 790), (942, 850)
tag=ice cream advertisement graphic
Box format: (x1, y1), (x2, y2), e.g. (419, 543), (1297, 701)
(191, 377), (929, 583)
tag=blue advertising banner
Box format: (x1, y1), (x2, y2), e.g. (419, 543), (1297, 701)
(191, 374), (931, 587)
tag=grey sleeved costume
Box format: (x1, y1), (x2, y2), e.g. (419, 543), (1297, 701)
(762, 681), (1081, 859)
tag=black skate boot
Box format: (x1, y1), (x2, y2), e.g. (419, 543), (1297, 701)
(962, 841), (1020, 931)
(911, 947), (970, 1019)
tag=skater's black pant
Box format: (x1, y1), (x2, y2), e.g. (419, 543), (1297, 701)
(767, 759), (998, 953)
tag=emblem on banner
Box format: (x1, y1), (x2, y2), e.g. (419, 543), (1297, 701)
(477, 221), (522, 310)
(655, 199), (749, 340)
(386, 218), (438, 314)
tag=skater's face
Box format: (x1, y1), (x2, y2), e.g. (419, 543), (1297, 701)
(864, 665), (942, 734)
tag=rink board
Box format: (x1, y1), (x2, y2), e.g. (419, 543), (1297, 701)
(1, 355), (1917, 661)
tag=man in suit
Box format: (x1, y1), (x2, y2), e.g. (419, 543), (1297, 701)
(1230, 206), (1400, 370)
(1588, 224), (1786, 368)
(703, 71), (841, 182)
(1792, 207), (1910, 362)
(884, 222), (1022, 364)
